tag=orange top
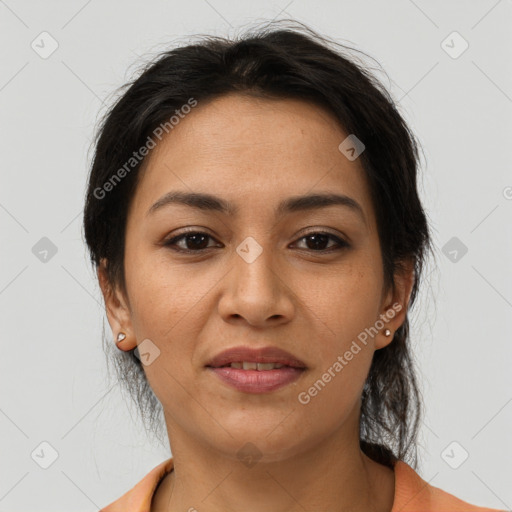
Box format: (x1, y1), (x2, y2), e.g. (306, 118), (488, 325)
(100, 457), (504, 512)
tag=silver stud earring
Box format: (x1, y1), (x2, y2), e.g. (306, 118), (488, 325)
(117, 332), (126, 342)
(384, 329), (391, 337)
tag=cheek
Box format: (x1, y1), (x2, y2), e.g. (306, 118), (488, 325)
(121, 259), (190, 400)
(296, 345), (374, 436)
(306, 262), (382, 355)
(127, 269), (203, 424)
(288, 299), (376, 443)
(123, 248), (213, 381)
(124, 246), (204, 336)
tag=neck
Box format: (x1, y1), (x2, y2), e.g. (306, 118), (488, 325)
(152, 419), (395, 512)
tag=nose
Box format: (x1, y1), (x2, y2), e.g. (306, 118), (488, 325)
(217, 240), (295, 328)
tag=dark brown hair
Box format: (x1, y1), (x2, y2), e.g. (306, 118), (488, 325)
(83, 20), (435, 469)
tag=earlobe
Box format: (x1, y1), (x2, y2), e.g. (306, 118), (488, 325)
(115, 331), (136, 352)
(97, 259), (137, 351)
(375, 323), (395, 350)
(376, 259), (415, 350)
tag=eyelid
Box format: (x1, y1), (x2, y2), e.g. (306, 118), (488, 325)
(291, 230), (349, 251)
(294, 226), (348, 240)
(164, 226), (216, 240)
(163, 227), (220, 248)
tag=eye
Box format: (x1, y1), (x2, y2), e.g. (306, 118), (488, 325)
(292, 231), (350, 252)
(163, 231), (221, 253)
(164, 229), (349, 254)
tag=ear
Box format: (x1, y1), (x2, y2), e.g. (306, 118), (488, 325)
(97, 258), (137, 351)
(375, 258), (415, 350)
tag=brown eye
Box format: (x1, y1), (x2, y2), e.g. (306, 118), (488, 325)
(164, 232), (219, 252)
(293, 232), (349, 252)
(163, 230), (349, 255)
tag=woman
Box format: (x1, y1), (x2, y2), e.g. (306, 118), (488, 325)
(83, 21), (503, 512)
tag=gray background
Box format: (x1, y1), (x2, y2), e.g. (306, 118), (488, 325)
(1, 0), (511, 510)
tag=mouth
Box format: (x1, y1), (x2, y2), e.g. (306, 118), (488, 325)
(215, 361), (292, 370)
(205, 346), (307, 393)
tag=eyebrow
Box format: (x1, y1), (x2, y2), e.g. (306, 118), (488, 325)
(147, 190), (366, 224)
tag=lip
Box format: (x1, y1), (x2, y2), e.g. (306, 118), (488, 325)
(206, 346), (307, 369)
(205, 346), (307, 394)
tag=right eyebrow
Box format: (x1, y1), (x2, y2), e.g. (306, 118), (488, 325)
(147, 191), (238, 216)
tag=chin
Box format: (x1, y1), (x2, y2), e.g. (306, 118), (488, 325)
(203, 415), (313, 464)
(217, 435), (307, 465)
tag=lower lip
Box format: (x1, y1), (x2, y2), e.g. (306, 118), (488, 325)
(207, 366), (305, 393)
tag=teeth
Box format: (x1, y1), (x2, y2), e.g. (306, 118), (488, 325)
(229, 362), (285, 370)
(256, 363), (276, 370)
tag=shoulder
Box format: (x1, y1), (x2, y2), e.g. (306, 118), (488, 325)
(391, 459), (505, 512)
(99, 457), (174, 512)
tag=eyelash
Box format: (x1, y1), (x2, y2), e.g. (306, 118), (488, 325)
(163, 229), (350, 254)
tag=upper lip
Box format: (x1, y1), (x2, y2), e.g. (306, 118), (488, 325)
(206, 346), (307, 369)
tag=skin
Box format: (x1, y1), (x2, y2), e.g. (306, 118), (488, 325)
(98, 93), (414, 512)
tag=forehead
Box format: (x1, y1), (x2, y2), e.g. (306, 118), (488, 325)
(130, 93), (375, 229)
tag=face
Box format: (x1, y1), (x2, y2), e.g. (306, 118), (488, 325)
(100, 93), (413, 462)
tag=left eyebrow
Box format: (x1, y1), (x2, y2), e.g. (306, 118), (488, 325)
(147, 191), (366, 224)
